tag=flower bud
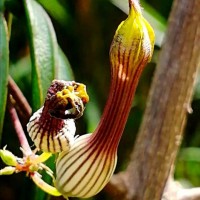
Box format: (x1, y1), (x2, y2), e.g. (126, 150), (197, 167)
(0, 148), (17, 166)
(0, 166), (15, 175)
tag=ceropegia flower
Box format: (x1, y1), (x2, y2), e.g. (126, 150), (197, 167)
(27, 80), (89, 153)
(55, 0), (155, 199)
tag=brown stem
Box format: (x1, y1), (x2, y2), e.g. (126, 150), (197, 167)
(8, 96), (32, 155)
(105, 0), (200, 199)
(8, 76), (32, 121)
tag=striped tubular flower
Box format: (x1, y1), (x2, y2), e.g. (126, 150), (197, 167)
(56, 0), (155, 199)
(27, 80), (89, 153)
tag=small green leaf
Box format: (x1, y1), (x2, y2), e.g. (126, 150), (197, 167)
(23, 0), (58, 110)
(56, 46), (74, 80)
(0, 14), (9, 138)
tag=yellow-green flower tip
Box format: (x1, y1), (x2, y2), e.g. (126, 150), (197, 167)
(110, 0), (155, 72)
(0, 148), (17, 166)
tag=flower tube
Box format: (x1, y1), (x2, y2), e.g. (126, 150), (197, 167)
(56, 0), (155, 198)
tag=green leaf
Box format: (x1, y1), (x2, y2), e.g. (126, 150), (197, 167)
(23, 0), (58, 110)
(194, 71), (200, 100)
(176, 148), (200, 186)
(23, 1), (74, 199)
(110, 0), (166, 47)
(179, 148), (200, 162)
(23, 0), (74, 111)
(37, 0), (70, 26)
(56, 46), (74, 80)
(0, 0), (3, 12)
(0, 14), (9, 139)
(85, 86), (101, 133)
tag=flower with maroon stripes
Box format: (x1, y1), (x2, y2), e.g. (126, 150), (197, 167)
(55, 0), (155, 198)
(27, 80), (89, 153)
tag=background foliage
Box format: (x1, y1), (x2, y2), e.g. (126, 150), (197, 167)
(0, 0), (200, 200)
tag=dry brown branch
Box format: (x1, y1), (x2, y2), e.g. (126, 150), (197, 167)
(8, 76), (32, 120)
(105, 0), (200, 199)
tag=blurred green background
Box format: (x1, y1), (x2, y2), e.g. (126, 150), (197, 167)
(1, 0), (200, 200)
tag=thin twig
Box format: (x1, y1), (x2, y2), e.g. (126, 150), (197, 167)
(7, 96), (32, 155)
(8, 76), (32, 121)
